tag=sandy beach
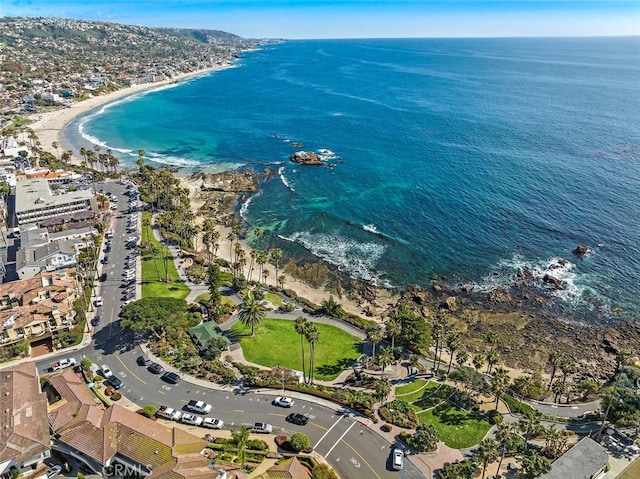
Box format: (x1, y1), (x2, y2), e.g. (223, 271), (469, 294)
(30, 67), (393, 321)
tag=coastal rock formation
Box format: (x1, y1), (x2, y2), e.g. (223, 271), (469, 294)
(542, 274), (565, 290)
(290, 151), (323, 165)
(573, 244), (589, 256)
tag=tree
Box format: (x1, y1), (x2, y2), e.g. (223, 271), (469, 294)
(201, 336), (231, 361)
(432, 310), (447, 372)
(294, 316), (309, 381)
(472, 353), (485, 373)
(269, 248), (283, 284)
(238, 295), (266, 336)
(445, 331), (461, 374)
(486, 349), (500, 374)
(290, 432), (310, 452)
(405, 424), (439, 453)
(377, 347), (394, 377)
(366, 325), (383, 363)
(390, 305), (429, 351)
(474, 439), (499, 479)
(521, 449), (551, 478)
(305, 324), (320, 384)
(230, 425), (251, 466)
(320, 295), (342, 317)
(518, 411), (543, 449)
(491, 367), (510, 411)
(206, 264), (223, 306)
(139, 404), (158, 418)
(439, 460), (479, 479)
(119, 297), (189, 339)
(551, 380), (566, 404)
(547, 350), (563, 389)
(80, 357), (92, 371)
(385, 316), (402, 354)
(495, 423), (524, 477)
(456, 350), (469, 369)
(541, 425), (568, 459)
(374, 377), (391, 403)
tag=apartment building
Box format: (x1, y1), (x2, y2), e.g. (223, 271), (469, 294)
(0, 270), (79, 347)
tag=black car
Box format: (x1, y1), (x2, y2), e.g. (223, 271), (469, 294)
(91, 315), (101, 327)
(161, 372), (180, 384)
(99, 273), (107, 282)
(108, 376), (123, 389)
(286, 413), (309, 426)
(100, 256), (109, 264)
(104, 246), (111, 253)
(136, 355), (150, 366)
(148, 363), (164, 374)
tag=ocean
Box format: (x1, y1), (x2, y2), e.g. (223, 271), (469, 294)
(65, 37), (640, 321)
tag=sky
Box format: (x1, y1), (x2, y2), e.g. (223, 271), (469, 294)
(2, 0), (640, 39)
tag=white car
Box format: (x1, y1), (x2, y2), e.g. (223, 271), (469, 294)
(46, 465), (63, 478)
(181, 413), (203, 426)
(156, 405), (182, 421)
(187, 400), (212, 414)
(202, 417), (224, 429)
(273, 396), (294, 408)
(94, 296), (104, 307)
(392, 448), (404, 471)
(101, 364), (113, 378)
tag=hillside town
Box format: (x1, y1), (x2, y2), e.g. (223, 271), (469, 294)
(0, 15), (639, 479)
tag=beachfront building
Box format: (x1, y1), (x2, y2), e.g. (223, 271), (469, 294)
(539, 437), (608, 479)
(16, 239), (77, 279)
(14, 178), (98, 226)
(0, 361), (51, 479)
(0, 270), (79, 348)
(47, 368), (224, 479)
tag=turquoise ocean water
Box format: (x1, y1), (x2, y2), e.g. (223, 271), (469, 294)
(65, 37), (640, 321)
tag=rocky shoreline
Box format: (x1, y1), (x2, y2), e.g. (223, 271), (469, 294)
(183, 168), (637, 382)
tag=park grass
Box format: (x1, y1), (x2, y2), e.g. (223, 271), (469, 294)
(395, 379), (428, 396)
(412, 383), (454, 412)
(418, 404), (492, 449)
(264, 292), (282, 307)
(618, 458), (640, 479)
(230, 318), (362, 381)
(397, 381), (441, 404)
(141, 212), (189, 300)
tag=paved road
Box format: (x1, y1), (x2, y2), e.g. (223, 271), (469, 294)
(34, 180), (403, 479)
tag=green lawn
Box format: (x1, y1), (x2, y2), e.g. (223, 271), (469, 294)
(263, 292), (282, 307)
(141, 212), (190, 300)
(230, 318), (362, 381)
(395, 379), (428, 396)
(412, 383), (453, 411)
(397, 381), (441, 404)
(195, 292), (236, 307)
(418, 404), (492, 449)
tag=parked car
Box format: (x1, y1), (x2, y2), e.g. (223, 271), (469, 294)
(94, 296), (104, 307)
(251, 422), (273, 434)
(99, 272), (107, 282)
(46, 465), (63, 478)
(273, 396), (294, 408)
(101, 256), (109, 264)
(91, 315), (101, 327)
(101, 364), (113, 377)
(148, 363), (164, 374)
(202, 417), (224, 429)
(161, 372), (180, 384)
(52, 358), (76, 371)
(181, 413), (203, 426)
(392, 448), (404, 471)
(108, 376), (123, 389)
(137, 355), (150, 366)
(286, 413), (309, 426)
(156, 405), (182, 421)
(186, 400), (212, 414)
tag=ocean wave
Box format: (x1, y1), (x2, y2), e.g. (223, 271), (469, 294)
(363, 223), (378, 234)
(144, 151), (203, 167)
(317, 148), (341, 161)
(240, 190), (262, 218)
(279, 230), (386, 284)
(470, 253), (610, 314)
(76, 124), (133, 154)
(278, 166), (295, 192)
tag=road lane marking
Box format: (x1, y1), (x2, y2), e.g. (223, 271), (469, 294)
(233, 410), (245, 413)
(314, 415), (344, 450)
(342, 438), (383, 479)
(115, 355), (146, 384)
(158, 391), (165, 395)
(324, 421), (356, 458)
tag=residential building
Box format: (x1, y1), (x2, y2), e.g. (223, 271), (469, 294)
(0, 270), (79, 347)
(0, 361), (51, 479)
(14, 178), (97, 226)
(16, 239), (77, 279)
(256, 457), (311, 479)
(47, 369), (224, 479)
(539, 437), (608, 479)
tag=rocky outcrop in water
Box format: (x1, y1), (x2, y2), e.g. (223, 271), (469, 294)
(543, 274), (565, 290)
(290, 151), (323, 165)
(573, 244), (589, 256)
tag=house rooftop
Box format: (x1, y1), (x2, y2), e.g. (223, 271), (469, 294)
(539, 437), (609, 479)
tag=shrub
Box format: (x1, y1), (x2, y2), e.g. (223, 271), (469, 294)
(80, 357), (93, 371)
(312, 463), (339, 479)
(246, 439), (269, 451)
(290, 433), (310, 452)
(111, 392), (122, 401)
(381, 424), (393, 432)
(139, 405), (158, 418)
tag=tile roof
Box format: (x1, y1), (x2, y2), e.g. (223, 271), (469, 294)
(264, 457), (311, 479)
(0, 361), (50, 464)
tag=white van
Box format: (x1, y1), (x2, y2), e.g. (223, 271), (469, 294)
(105, 230), (114, 239)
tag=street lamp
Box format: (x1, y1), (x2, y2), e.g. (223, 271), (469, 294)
(281, 369), (285, 393)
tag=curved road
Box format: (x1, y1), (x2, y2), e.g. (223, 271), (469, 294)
(34, 181), (406, 479)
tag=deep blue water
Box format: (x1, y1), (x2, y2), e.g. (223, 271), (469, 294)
(66, 37), (640, 320)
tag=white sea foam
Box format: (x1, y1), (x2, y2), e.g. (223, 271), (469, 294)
(317, 148), (340, 162)
(278, 166), (295, 192)
(144, 151), (203, 167)
(279, 230), (386, 283)
(363, 223), (378, 234)
(240, 190), (262, 218)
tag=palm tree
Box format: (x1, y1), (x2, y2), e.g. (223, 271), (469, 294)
(551, 380), (566, 403)
(51, 141), (59, 159)
(495, 423), (520, 478)
(238, 295), (266, 336)
(305, 324), (320, 384)
(385, 316), (402, 355)
(445, 331), (461, 374)
(247, 250), (257, 282)
(231, 425), (251, 466)
(278, 274), (286, 289)
(227, 230), (236, 264)
(377, 347), (394, 378)
(518, 411), (543, 449)
(542, 425), (568, 460)
(137, 149), (145, 171)
(257, 253), (267, 283)
(366, 325), (383, 363)
(491, 367), (510, 411)
(486, 349), (500, 374)
(456, 350), (469, 368)
(547, 350), (563, 389)
(474, 439), (499, 479)
(294, 316), (309, 380)
(472, 353), (485, 373)
(270, 248), (283, 285)
(253, 226), (263, 246)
